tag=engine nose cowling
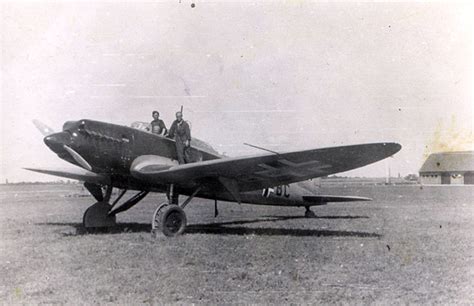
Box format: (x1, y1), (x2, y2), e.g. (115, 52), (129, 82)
(44, 132), (72, 153)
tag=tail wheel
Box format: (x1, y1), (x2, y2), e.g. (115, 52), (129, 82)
(152, 204), (187, 237)
(304, 207), (316, 218)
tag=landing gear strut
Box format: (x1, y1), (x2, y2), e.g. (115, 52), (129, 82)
(152, 184), (201, 237)
(304, 206), (316, 218)
(82, 183), (148, 229)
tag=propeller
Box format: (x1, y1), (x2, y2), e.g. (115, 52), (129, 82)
(32, 119), (55, 136)
(63, 145), (93, 171)
(35, 119), (93, 172)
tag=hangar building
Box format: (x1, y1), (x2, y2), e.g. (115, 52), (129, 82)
(419, 151), (474, 185)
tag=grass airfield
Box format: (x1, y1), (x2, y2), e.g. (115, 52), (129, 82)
(1, 183), (473, 304)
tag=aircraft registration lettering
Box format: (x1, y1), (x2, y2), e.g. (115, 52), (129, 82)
(262, 185), (290, 198)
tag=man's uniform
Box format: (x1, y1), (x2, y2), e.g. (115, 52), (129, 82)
(168, 120), (191, 164)
(150, 119), (167, 135)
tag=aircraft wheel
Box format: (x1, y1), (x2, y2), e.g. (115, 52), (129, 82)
(151, 203), (167, 236)
(83, 201), (116, 228)
(304, 207), (316, 218)
(152, 204), (187, 237)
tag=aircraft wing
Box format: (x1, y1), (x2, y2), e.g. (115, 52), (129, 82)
(132, 142), (401, 193)
(24, 167), (109, 184)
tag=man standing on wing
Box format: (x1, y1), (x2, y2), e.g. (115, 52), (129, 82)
(167, 111), (191, 164)
(150, 111), (167, 135)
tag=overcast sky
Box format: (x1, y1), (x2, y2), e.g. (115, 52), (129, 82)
(1, 1), (473, 182)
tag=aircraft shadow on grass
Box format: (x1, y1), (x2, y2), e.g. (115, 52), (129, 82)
(38, 215), (380, 238)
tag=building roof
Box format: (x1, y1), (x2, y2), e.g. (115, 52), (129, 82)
(420, 151), (474, 173)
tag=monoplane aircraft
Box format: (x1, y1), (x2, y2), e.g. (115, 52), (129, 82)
(28, 119), (401, 236)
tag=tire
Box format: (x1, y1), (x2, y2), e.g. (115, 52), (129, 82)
(151, 203), (168, 235)
(160, 205), (187, 237)
(83, 201), (116, 228)
(304, 208), (316, 218)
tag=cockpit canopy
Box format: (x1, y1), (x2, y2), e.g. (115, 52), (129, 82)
(130, 121), (151, 132)
(130, 121), (221, 156)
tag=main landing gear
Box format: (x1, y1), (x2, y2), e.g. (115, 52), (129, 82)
(83, 182), (148, 229)
(152, 184), (201, 237)
(83, 201), (117, 228)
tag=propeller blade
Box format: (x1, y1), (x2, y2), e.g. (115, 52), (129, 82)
(32, 119), (55, 136)
(63, 145), (93, 171)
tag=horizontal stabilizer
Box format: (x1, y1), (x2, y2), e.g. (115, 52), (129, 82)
(303, 195), (372, 205)
(24, 167), (108, 184)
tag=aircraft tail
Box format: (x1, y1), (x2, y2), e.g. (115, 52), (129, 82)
(303, 195), (372, 205)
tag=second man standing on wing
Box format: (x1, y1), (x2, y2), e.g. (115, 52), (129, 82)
(168, 111), (191, 164)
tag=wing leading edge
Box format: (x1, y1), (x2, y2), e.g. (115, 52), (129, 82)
(131, 142), (401, 192)
(24, 167), (108, 184)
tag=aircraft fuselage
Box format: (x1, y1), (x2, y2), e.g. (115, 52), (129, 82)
(44, 119), (317, 206)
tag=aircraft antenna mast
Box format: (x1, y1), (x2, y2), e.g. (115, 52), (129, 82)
(243, 143), (280, 156)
